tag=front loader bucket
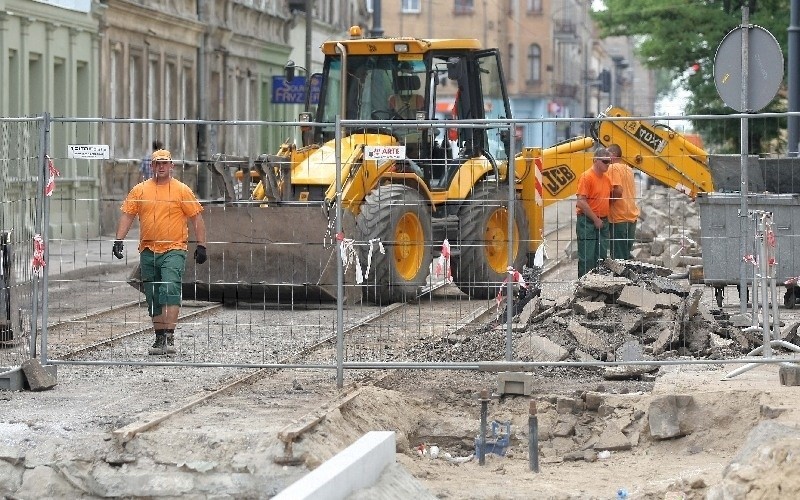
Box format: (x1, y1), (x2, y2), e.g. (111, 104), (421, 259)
(130, 203), (359, 304)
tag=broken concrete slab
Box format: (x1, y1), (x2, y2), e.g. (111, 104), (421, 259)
(578, 274), (630, 296)
(616, 285), (659, 312)
(594, 422), (631, 451)
(649, 276), (689, 297)
(573, 300), (605, 318)
(616, 341), (644, 362)
(602, 365), (658, 381)
(567, 320), (606, 352)
(527, 336), (570, 362)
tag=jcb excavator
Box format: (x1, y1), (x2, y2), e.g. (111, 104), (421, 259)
(178, 27), (715, 305)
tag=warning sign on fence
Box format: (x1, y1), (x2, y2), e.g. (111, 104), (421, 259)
(68, 145), (110, 160)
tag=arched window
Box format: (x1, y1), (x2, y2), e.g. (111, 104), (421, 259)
(527, 44), (541, 83)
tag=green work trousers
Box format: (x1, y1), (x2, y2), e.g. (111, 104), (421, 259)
(577, 215), (609, 278)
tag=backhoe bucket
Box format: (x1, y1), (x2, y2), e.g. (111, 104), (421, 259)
(129, 203), (359, 304)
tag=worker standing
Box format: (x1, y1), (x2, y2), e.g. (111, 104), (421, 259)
(607, 143), (640, 260)
(575, 148), (612, 277)
(113, 149), (207, 355)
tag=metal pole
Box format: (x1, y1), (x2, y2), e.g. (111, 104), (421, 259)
(505, 123), (515, 361)
(479, 388), (489, 465)
(758, 215), (771, 358)
(196, 2), (209, 199)
(788, 0), (800, 157)
(738, 7), (750, 315)
(305, 0), (312, 73)
(335, 42), (348, 389)
(32, 114), (50, 361)
(528, 400), (539, 472)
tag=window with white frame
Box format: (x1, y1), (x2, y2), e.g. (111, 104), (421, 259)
(402, 0), (420, 13)
(527, 0), (542, 14)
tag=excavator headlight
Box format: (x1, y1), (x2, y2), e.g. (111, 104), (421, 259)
(394, 43), (409, 53)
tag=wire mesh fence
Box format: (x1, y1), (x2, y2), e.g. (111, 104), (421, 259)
(4, 111), (800, 378)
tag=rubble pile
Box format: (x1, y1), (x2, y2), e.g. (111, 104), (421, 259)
(516, 259), (757, 376)
(633, 186), (704, 270)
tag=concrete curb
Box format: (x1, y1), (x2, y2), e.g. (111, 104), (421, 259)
(273, 431), (396, 500)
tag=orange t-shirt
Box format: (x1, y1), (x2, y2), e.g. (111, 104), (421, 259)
(608, 162), (640, 223)
(576, 169), (611, 218)
(121, 178), (204, 253)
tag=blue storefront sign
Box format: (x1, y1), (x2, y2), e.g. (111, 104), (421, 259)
(271, 75), (321, 104)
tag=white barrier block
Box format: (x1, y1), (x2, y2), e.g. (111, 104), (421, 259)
(274, 431), (396, 500)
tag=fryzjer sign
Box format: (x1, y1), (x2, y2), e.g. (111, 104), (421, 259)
(271, 75), (321, 104)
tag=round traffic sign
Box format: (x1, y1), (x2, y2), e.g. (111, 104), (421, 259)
(714, 25), (783, 112)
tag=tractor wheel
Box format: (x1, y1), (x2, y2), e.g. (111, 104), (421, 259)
(451, 184), (530, 300)
(356, 184), (432, 304)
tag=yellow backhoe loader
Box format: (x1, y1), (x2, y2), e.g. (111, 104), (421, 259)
(177, 28), (715, 305)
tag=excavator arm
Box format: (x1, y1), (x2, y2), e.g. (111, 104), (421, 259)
(592, 106), (714, 198)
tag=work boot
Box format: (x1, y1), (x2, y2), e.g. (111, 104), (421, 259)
(165, 332), (176, 354)
(148, 332), (167, 355)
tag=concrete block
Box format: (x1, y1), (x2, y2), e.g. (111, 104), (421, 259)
(21, 359), (57, 391)
(779, 364), (800, 386)
(0, 367), (24, 391)
(273, 431), (395, 500)
(497, 372), (534, 396)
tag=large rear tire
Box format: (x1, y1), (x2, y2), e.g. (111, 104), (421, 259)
(356, 184), (432, 304)
(451, 184), (530, 300)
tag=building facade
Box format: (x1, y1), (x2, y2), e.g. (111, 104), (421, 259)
(378, 0), (656, 147)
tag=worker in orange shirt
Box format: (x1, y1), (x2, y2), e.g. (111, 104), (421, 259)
(607, 143), (640, 260)
(113, 149), (207, 355)
(575, 148), (613, 277)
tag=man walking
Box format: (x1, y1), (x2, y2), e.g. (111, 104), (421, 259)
(575, 148), (612, 277)
(607, 143), (640, 260)
(113, 149), (207, 355)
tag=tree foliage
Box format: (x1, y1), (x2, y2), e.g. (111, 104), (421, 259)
(592, 0), (790, 153)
